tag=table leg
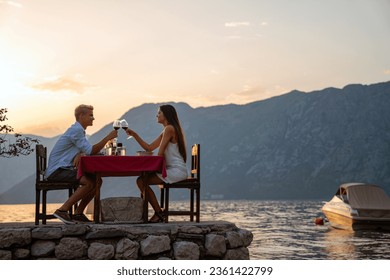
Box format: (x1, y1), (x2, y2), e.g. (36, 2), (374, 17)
(142, 189), (148, 222)
(93, 174), (101, 223)
(139, 171), (148, 223)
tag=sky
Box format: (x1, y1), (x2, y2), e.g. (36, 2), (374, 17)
(1, 0), (390, 137)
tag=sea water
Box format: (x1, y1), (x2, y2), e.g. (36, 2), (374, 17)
(1, 200), (390, 260)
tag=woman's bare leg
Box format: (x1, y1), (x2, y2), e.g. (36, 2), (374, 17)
(136, 173), (164, 214)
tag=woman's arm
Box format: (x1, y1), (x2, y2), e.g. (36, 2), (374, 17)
(126, 129), (163, 151)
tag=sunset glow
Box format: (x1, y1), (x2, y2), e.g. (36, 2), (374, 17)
(1, 0), (389, 136)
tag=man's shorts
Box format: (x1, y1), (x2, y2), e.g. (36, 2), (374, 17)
(47, 168), (79, 183)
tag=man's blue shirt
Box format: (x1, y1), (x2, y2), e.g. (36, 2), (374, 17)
(45, 121), (93, 178)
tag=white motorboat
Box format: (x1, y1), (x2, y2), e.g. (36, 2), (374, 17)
(322, 183), (390, 230)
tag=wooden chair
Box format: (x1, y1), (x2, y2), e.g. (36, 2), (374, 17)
(159, 144), (200, 222)
(35, 144), (78, 225)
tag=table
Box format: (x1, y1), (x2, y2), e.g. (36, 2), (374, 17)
(77, 155), (166, 223)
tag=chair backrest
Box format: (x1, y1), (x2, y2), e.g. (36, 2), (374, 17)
(36, 144), (47, 182)
(190, 144), (200, 180)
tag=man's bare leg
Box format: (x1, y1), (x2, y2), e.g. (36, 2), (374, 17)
(58, 176), (95, 212)
(75, 177), (102, 214)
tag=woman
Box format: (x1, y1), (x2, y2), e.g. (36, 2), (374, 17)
(126, 104), (188, 222)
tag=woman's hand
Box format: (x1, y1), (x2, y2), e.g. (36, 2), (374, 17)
(125, 128), (136, 138)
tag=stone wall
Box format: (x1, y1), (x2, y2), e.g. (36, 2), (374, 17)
(0, 221), (253, 260)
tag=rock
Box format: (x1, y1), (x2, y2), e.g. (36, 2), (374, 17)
(115, 238), (139, 260)
(55, 237), (88, 260)
(13, 248), (30, 259)
(177, 233), (204, 241)
(86, 227), (127, 239)
(31, 240), (56, 257)
(238, 229), (253, 247)
(62, 224), (88, 236)
(223, 247), (250, 260)
(177, 225), (205, 242)
(88, 242), (115, 260)
(0, 250), (12, 260)
(226, 231), (244, 248)
(32, 227), (62, 239)
(0, 228), (31, 248)
(140, 235), (171, 256)
(173, 241), (200, 260)
(205, 234), (226, 257)
(101, 197), (144, 222)
(179, 226), (204, 234)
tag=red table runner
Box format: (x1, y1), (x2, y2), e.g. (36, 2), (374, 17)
(77, 155), (167, 178)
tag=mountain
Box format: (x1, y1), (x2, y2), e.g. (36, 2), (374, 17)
(1, 81), (390, 203)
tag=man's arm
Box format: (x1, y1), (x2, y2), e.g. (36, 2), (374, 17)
(91, 130), (118, 155)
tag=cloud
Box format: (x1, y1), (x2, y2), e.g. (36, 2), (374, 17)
(224, 22), (250, 27)
(19, 123), (65, 137)
(235, 85), (261, 98)
(0, 1), (23, 8)
(225, 35), (241, 40)
(227, 85), (284, 104)
(31, 76), (94, 94)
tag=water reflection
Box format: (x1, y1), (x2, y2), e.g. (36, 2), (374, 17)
(196, 200), (390, 260)
(324, 228), (357, 259)
(323, 228), (390, 259)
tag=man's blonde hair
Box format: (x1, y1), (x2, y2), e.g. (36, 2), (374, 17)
(74, 104), (94, 120)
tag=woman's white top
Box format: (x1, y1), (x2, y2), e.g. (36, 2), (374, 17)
(157, 142), (188, 184)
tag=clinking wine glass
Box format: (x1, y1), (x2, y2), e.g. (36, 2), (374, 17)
(121, 119), (133, 139)
(113, 119), (121, 130)
(120, 119), (128, 130)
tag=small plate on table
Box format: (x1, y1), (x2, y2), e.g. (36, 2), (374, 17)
(136, 151), (153, 156)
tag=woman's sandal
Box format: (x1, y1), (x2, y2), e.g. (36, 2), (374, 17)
(149, 211), (165, 223)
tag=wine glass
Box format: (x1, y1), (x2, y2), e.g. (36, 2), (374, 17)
(121, 119), (132, 139)
(113, 119), (121, 130)
(121, 119), (128, 130)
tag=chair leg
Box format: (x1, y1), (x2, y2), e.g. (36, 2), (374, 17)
(196, 189), (200, 223)
(35, 189), (41, 225)
(141, 190), (148, 222)
(160, 187), (165, 209)
(42, 190), (47, 224)
(164, 188), (169, 223)
(68, 188), (73, 217)
(190, 188), (194, 222)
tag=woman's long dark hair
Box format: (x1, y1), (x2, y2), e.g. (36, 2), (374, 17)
(159, 104), (187, 162)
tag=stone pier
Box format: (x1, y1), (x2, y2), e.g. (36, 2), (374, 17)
(0, 221), (253, 260)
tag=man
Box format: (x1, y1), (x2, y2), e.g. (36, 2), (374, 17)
(46, 104), (117, 224)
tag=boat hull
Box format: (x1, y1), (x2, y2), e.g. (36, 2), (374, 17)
(322, 209), (390, 231)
